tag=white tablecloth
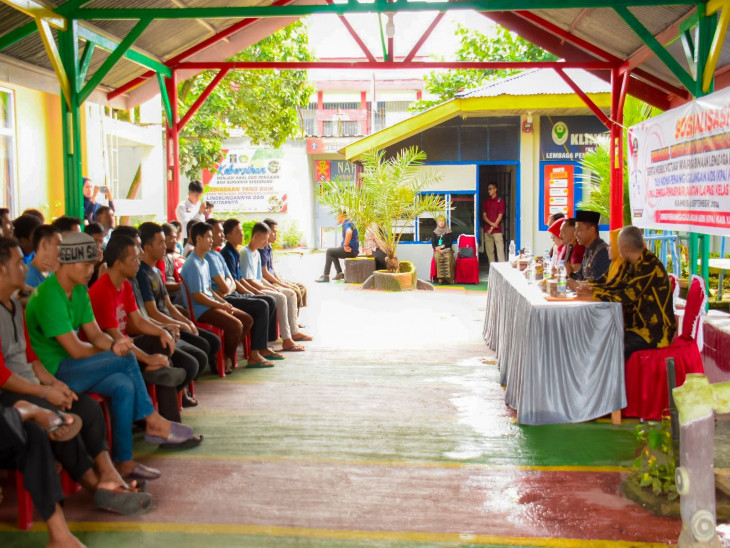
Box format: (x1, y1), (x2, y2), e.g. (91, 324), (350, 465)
(483, 263), (627, 425)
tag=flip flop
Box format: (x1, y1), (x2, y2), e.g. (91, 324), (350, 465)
(124, 463), (161, 480)
(246, 360), (275, 368)
(159, 434), (204, 450)
(95, 487), (153, 516)
(262, 352), (285, 360)
(281, 344), (305, 352)
(292, 334), (313, 341)
(46, 412), (83, 442)
(144, 421), (194, 446)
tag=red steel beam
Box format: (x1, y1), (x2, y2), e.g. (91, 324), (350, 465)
(337, 14), (377, 62)
(513, 10), (690, 100)
(176, 60), (616, 70)
(404, 12), (445, 63)
(554, 67), (611, 127)
(177, 68), (230, 132)
(108, 0), (295, 100)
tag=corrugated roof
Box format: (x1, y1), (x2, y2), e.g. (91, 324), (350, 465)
(456, 68), (610, 98)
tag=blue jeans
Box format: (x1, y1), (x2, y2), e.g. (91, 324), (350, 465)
(56, 351), (155, 463)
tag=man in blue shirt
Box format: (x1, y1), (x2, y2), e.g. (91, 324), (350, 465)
(316, 212), (359, 283)
(26, 225), (61, 288)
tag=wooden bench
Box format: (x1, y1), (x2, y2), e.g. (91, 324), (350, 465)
(344, 257), (375, 283)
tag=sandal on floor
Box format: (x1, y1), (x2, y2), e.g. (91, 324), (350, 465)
(292, 334), (312, 342)
(123, 463), (161, 480)
(246, 360), (275, 368)
(47, 411), (83, 442)
(95, 487), (153, 515)
(144, 421), (194, 446)
(159, 434), (204, 450)
(262, 351), (285, 360)
(281, 344), (305, 352)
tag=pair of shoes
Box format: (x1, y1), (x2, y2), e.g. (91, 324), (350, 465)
(315, 275), (329, 283)
(333, 272), (344, 281)
(182, 392), (198, 408)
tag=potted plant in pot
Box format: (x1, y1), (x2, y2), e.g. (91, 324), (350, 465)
(317, 146), (446, 290)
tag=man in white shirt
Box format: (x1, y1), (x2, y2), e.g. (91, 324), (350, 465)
(175, 181), (206, 238)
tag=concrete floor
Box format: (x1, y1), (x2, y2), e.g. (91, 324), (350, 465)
(0, 251), (728, 547)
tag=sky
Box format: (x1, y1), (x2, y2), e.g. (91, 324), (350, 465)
(305, 11), (495, 81)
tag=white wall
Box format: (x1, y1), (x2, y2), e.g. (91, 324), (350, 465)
(396, 243), (434, 281)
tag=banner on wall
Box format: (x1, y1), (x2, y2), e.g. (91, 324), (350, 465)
(202, 148), (288, 213)
(313, 159), (357, 191)
(628, 86), (730, 236)
(543, 164), (575, 224)
(539, 115), (608, 161)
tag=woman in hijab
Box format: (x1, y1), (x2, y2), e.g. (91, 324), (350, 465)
(548, 218), (566, 269)
(432, 216), (454, 284)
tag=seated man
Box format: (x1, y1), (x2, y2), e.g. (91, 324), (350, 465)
(0, 208), (13, 238)
(161, 223), (185, 306)
(559, 218), (585, 279)
(137, 222), (221, 383)
(568, 210), (609, 283)
(0, 237), (150, 514)
(26, 224), (61, 288)
(205, 219), (280, 367)
(0, 401), (85, 547)
(576, 226), (676, 361)
(181, 222), (253, 374)
(89, 234), (199, 423)
(241, 222), (311, 351)
(84, 222), (107, 287)
(12, 214), (42, 264)
(25, 232), (197, 480)
(51, 216), (82, 238)
(261, 218), (307, 314)
(316, 211), (358, 283)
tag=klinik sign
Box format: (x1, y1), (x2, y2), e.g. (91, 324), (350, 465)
(628, 87), (730, 236)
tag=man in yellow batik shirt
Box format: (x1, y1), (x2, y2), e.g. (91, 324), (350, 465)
(575, 226), (676, 361)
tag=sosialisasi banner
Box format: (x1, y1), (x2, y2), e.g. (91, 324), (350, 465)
(628, 86), (730, 236)
(202, 148), (288, 213)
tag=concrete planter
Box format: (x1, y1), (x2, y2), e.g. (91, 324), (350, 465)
(363, 261), (417, 291)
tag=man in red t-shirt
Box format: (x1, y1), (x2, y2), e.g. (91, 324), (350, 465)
(88, 233), (198, 428)
(481, 182), (506, 264)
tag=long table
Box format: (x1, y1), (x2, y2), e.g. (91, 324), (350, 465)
(483, 263), (627, 425)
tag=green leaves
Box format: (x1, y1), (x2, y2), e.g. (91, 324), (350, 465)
(317, 146), (446, 272)
(411, 25), (557, 112)
(631, 417), (677, 500)
(177, 21), (315, 179)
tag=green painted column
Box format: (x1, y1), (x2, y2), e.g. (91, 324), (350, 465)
(58, 20), (84, 220)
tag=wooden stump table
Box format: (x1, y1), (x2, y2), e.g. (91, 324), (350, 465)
(344, 257), (375, 283)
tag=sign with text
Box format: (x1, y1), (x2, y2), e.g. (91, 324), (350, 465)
(540, 115), (608, 162)
(543, 164), (575, 224)
(202, 148), (288, 213)
(628, 86), (730, 235)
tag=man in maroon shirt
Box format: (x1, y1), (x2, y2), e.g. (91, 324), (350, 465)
(481, 182), (506, 264)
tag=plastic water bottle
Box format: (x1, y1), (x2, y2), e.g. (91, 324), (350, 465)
(557, 260), (567, 297)
(508, 240), (516, 264)
(527, 260), (536, 284)
(523, 242), (532, 260)
(543, 249), (551, 280)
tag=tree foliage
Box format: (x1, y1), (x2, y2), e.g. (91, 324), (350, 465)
(317, 147), (446, 272)
(410, 25), (557, 112)
(578, 96), (663, 226)
(178, 21), (315, 178)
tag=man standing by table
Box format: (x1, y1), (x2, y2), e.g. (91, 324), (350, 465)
(576, 226), (676, 361)
(568, 210), (610, 282)
(481, 182), (505, 266)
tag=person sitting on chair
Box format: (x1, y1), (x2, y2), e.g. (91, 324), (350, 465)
(567, 210), (610, 283)
(431, 216), (454, 285)
(575, 226), (676, 361)
(316, 212), (359, 283)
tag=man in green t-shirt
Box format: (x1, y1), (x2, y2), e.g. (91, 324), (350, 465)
(26, 232), (200, 480)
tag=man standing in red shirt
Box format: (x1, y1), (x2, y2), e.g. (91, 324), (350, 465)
(481, 182), (506, 265)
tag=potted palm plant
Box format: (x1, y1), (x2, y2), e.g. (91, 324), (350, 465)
(318, 146), (446, 290)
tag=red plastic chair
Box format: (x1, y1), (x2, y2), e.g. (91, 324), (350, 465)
(454, 234), (479, 284)
(623, 275), (706, 421)
(181, 280), (227, 377)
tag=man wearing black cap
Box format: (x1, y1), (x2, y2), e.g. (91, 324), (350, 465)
(569, 210), (610, 282)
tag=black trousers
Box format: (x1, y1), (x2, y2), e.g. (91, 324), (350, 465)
(0, 406), (64, 521)
(181, 328), (221, 376)
(324, 247), (358, 275)
(249, 294), (278, 342)
(133, 335), (185, 422)
(225, 293), (270, 351)
(0, 391), (108, 483)
(624, 331), (656, 362)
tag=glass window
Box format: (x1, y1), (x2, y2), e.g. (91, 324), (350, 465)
(417, 192), (441, 242)
(394, 219), (415, 242)
(449, 194), (475, 241)
(0, 89), (16, 213)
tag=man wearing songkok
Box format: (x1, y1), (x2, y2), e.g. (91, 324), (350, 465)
(569, 210), (610, 282)
(576, 226), (676, 361)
